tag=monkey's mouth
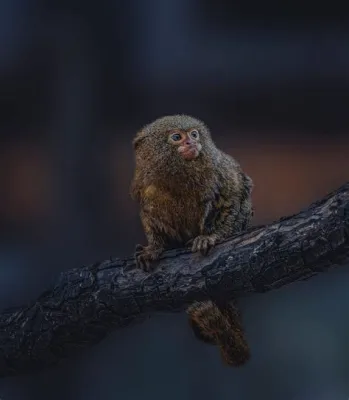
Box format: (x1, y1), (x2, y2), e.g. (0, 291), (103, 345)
(180, 146), (199, 160)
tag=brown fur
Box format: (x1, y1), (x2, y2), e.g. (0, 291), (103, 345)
(130, 114), (253, 366)
(187, 301), (250, 366)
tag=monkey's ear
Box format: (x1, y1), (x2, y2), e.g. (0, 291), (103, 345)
(133, 130), (147, 149)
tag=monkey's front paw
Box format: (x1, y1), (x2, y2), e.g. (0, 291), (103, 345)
(135, 246), (161, 272)
(135, 244), (144, 254)
(191, 235), (217, 255)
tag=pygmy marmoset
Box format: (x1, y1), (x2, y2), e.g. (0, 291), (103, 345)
(130, 114), (253, 366)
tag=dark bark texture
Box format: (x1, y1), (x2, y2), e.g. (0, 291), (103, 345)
(1, 183), (349, 378)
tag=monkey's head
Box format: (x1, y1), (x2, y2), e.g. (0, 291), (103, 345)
(167, 128), (202, 161)
(133, 115), (215, 164)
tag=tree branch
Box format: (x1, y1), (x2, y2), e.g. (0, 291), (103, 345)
(1, 183), (349, 377)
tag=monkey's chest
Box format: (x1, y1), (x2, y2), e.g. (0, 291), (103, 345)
(147, 193), (204, 243)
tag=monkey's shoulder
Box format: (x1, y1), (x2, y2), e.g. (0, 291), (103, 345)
(215, 153), (253, 194)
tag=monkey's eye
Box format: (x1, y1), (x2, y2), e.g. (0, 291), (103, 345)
(190, 130), (199, 139)
(170, 132), (182, 142)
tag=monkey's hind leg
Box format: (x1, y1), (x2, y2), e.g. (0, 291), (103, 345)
(134, 216), (166, 271)
(187, 300), (250, 367)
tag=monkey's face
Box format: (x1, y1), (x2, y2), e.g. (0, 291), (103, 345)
(133, 115), (214, 169)
(168, 129), (202, 161)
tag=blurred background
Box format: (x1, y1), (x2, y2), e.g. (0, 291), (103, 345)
(1, 1), (349, 399)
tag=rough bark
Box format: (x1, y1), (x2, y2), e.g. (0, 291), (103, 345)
(0, 183), (349, 378)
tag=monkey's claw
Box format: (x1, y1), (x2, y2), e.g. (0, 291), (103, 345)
(191, 235), (217, 255)
(134, 246), (160, 272)
(134, 244), (144, 255)
(185, 238), (194, 248)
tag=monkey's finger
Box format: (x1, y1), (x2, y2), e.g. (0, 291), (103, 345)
(201, 237), (216, 255)
(199, 238), (209, 255)
(137, 256), (148, 271)
(135, 244), (144, 252)
(185, 238), (194, 247)
(135, 254), (143, 269)
(201, 236), (218, 255)
(138, 253), (156, 273)
(191, 236), (203, 253)
(209, 236), (217, 246)
(191, 238), (198, 252)
(143, 260), (151, 272)
(135, 245), (145, 260)
(136, 253), (148, 271)
(201, 245), (211, 255)
(196, 238), (204, 252)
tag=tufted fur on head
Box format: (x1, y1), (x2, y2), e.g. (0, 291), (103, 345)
(131, 114), (221, 199)
(133, 114), (212, 149)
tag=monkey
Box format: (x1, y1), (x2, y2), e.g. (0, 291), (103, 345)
(130, 114), (253, 366)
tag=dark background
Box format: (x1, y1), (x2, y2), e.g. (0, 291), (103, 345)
(1, 1), (349, 399)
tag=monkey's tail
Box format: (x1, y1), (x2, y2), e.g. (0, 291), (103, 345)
(187, 300), (250, 366)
